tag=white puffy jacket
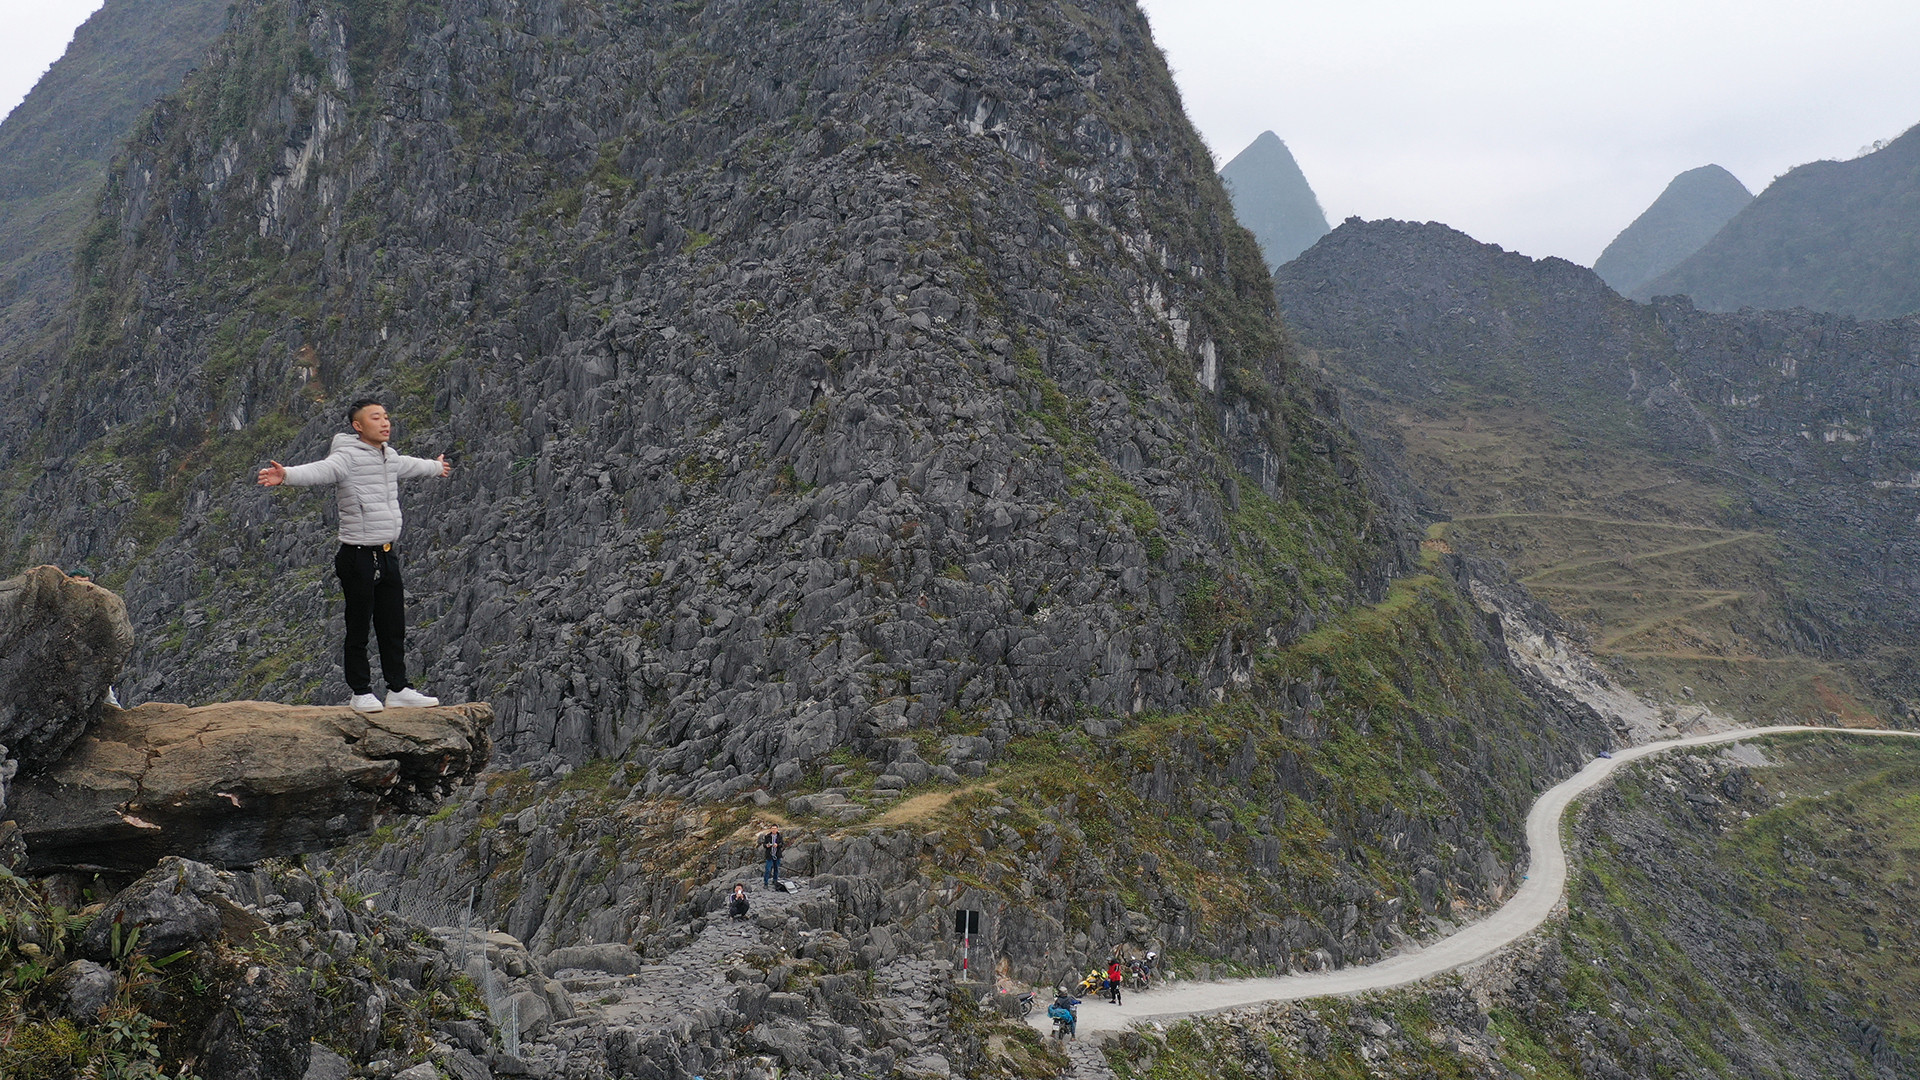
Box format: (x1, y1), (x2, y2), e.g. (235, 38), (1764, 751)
(281, 433), (443, 545)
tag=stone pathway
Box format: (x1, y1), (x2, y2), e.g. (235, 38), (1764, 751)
(537, 869), (957, 1078)
(552, 868), (821, 1030)
(1063, 1034), (1118, 1079)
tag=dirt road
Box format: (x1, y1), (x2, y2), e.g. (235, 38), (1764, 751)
(1038, 725), (1919, 1036)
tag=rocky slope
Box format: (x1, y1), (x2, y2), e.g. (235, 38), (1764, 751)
(4, 0), (1395, 779)
(0, 0), (230, 359)
(1102, 733), (1920, 1080)
(1593, 163), (1750, 297)
(1217, 131), (1329, 271)
(0, 1), (1637, 1074)
(1644, 122), (1920, 317)
(1277, 218), (1920, 722)
(0, 567), (507, 1080)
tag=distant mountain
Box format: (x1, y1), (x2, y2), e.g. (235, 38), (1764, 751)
(1279, 217), (1920, 719)
(1642, 124), (1920, 317)
(0, 0), (229, 357)
(1219, 131), (1329, 269)
(1593, 164), (1750, 296)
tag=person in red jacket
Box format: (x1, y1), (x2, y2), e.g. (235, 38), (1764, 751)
(1105, 958), (1124, 1004)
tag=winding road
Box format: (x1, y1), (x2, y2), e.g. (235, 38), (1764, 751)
(1035, 724), (1920, 1037)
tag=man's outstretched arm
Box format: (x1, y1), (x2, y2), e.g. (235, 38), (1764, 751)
(395, 452), (452, 479)
(260, 447), (348, 487)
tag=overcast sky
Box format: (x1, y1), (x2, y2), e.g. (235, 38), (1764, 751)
(6, 0), (1920, 264)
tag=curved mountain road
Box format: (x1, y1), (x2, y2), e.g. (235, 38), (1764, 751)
(1037, 724), (1920, 1037)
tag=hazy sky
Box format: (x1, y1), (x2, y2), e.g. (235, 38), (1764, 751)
(6, 0), (1920, 264)
(1138, 0), (1920, 262)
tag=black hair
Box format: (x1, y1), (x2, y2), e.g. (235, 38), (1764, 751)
(347, 398), (383, 424)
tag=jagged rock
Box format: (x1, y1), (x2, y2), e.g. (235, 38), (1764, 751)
(199, 963), (318, 1080)
(80, 856), (222, 960)
(301, 1046), (351, 1080)
(543, 942), (647, 975)
(0, 565), (133, 770)
(435, 1049), (492, 1080)
(50, 959), (119, 1021)
(11, 700), (492, 872)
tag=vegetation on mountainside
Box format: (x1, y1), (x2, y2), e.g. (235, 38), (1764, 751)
(352, 552), (1595, 983)
(1104, 734), (1920, 1080)
(0, 0), (230, 360)
(0, 864), (483, 1079)
(1643, 123), (1920, 318)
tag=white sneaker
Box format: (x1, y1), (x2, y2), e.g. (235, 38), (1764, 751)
(349, 692), (385, 712)
(385, 687), (440, 708)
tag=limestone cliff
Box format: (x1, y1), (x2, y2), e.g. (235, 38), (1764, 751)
(0, 0), (230, 359)
(4, 0), (1394, 787)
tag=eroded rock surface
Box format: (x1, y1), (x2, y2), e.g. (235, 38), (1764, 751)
(11, 700), (491, 872)
(0, 565), (133, 771)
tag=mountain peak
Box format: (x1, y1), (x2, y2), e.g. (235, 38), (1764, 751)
(1641, 123), (1920, 317)
(1219, 130), (1330, 270)
(1592, 164), (1751, 297)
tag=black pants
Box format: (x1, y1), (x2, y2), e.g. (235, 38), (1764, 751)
(335, 543), (407, 694)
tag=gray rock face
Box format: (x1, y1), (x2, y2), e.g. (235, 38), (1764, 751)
(79, 856), (223, 960)
(50, 959), (120, 1022)
(0, 565), (134, 770)
(2, 0), (1393, 793)
(11, 698), (493, 873)
(1219, 131), (1332, 269)
(1594, 163), (1751, 296)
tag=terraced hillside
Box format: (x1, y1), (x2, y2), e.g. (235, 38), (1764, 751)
(1279, 220), (1920, 727)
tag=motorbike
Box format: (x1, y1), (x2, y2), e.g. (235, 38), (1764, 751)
(1048, 996), (1080, 1040)
(1015, 990), (1036, 1017)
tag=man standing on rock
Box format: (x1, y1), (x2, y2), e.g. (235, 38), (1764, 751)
(258, 399), (450, 713)
(760, 823), (785, 889)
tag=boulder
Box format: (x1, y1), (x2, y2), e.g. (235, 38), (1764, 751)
(79, 857), (222, 960)
(0, 566), (133, 770)
(10, 700), (492, 872)
(49, 959), (119, 1021)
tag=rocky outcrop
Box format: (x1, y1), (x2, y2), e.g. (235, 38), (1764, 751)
(0, 857), (504, 1080)
(1644, 121), (1920, 317)
(0, 565), (133, 770)
(10, 699), (492, 872)
(1219, 130), (1332, 269)
(1594, 163), (1751, 296)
